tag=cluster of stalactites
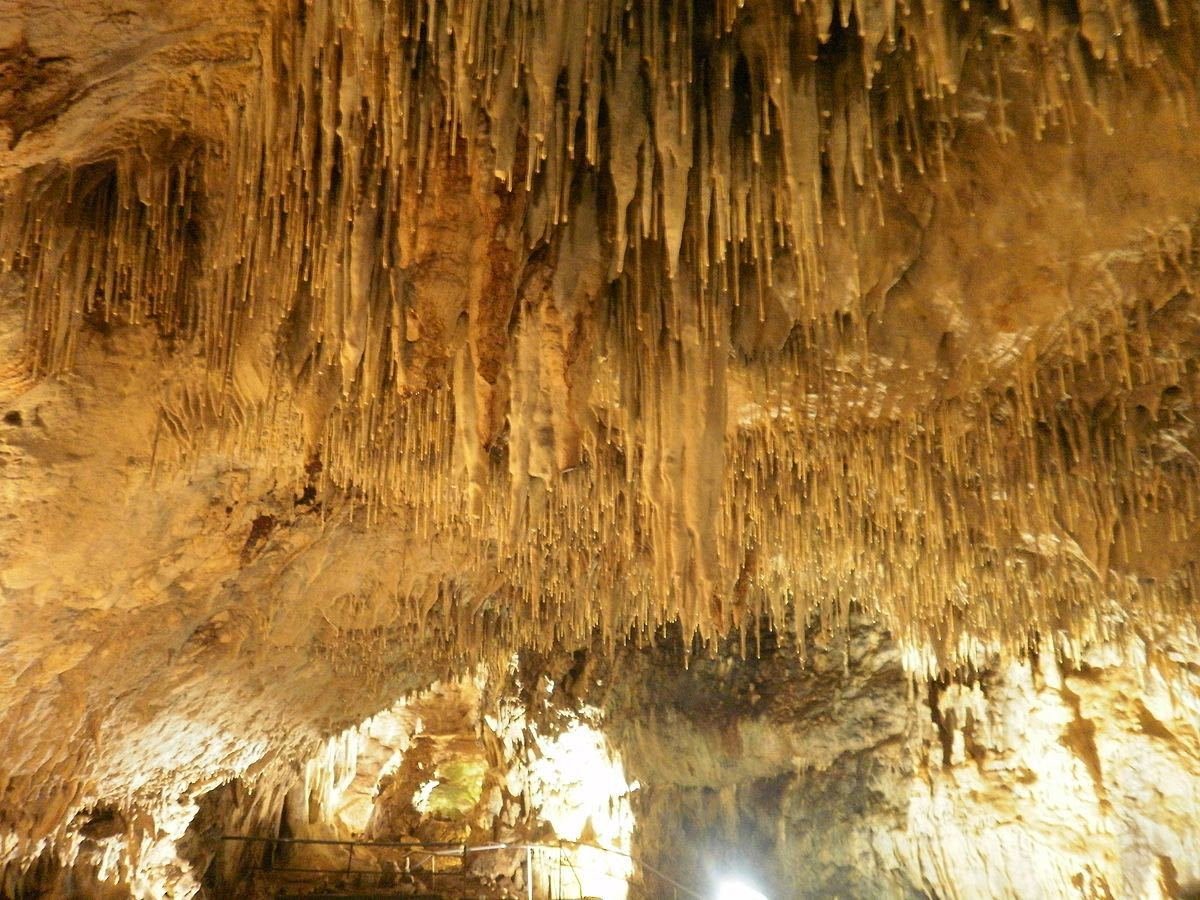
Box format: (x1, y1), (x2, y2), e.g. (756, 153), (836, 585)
(1, 0), (1199, 671)
(320, 238), (1200, 675)
(8, 0), (1194, 372)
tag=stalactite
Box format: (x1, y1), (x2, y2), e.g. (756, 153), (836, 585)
(2, 0), (1199, 674)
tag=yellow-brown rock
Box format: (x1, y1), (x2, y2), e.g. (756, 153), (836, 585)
(2, 0), (1200, 896)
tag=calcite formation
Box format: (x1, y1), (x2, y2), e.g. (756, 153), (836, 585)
(1, 0), (1200, 896)
(521, 622), (1200, 897)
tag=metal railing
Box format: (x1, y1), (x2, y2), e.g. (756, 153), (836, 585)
(219, 834), (703, 899)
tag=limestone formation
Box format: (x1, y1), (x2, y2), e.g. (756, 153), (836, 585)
(1, 0), (1199, 896)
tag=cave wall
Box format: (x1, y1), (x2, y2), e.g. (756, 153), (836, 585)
(576, 626), (1200, 898)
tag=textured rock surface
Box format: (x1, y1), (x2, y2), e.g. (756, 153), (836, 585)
(520, 625), (1200, 898)
(2, 0), (1200, 896)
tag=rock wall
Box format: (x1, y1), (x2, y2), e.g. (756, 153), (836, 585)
(581, 626), (1200, 898)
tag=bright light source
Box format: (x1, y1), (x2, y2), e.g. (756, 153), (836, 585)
(716, 879), (768, 900)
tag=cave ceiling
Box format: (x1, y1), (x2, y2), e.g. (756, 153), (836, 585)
(1, 0), (1200, 887)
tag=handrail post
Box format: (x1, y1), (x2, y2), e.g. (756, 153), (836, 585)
(526, 846), (534, 900)
(346, 843), (354, 875)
